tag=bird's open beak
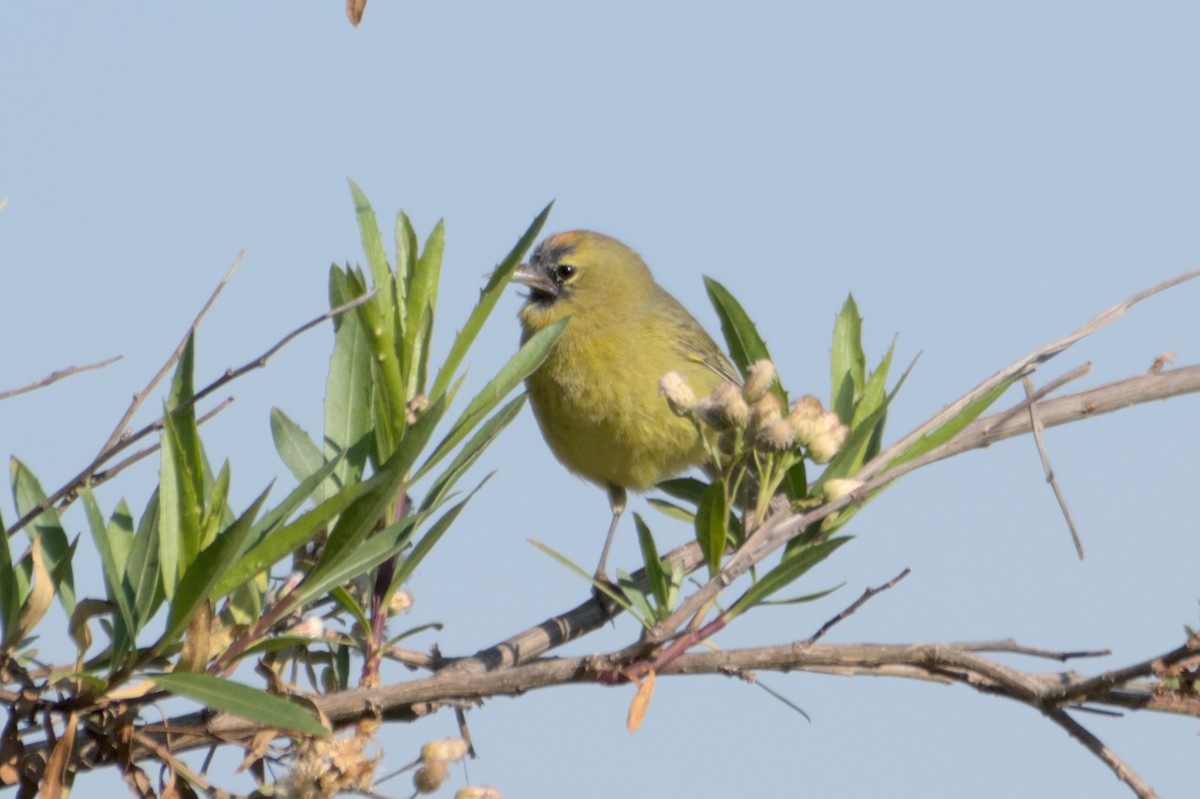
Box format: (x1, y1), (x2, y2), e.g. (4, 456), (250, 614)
(511, 263), (559, 300)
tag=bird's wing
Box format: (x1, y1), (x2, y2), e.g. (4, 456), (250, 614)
(676, 321), (741, 384)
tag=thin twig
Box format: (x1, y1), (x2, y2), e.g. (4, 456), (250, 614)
(6, 289), (377, 538)
(100, 251), (244, 455)
(85, 397), (236, 496)
(804, 567), (912, 644)
(1023, 375), (1085, 559)
(1044, 708), (1159, 799)
(858, 268), (1200, 484)
(0, 355), (123, 401)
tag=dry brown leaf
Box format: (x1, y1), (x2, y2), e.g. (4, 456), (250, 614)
(14, 536), (54, 646)
(626, 670), (656, 733)
(0, 716), (27, 786)
(236, 729), (276, 774)
(177, 600), (212, 673)
(37, 712), (77, 799)
(346, 0), (367, 27)
(161, 771), (199, 799)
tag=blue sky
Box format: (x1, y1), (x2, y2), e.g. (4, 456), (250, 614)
(2, 3), (1199, 797)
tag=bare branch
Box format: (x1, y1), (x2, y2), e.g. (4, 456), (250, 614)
(859, 268), (1200, 484)
(100, 251), (244, 455)
(23, 634), (1190, 794)
(1023, 375), (1085, 559)
(0, 355), (123, 401)
(1044, 709), (1159, 799)
(804, 567), (911, 644)
(6, 289), (377, 538)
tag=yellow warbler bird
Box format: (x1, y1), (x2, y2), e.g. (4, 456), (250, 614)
(513, 231), (738, 581)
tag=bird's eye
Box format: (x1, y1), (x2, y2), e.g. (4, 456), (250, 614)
(555, 264), (577, 281)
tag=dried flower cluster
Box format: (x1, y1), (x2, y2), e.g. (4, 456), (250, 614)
(280, 723), (380, 799)
(413, 736), (470, 795)
(659, 359), (849, 465)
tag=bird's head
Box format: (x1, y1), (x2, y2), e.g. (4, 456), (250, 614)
(513, 231), (655, 329)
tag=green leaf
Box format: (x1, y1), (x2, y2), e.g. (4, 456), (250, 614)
(416, 317), (566, 482)
(830, 294), (866, 425)
(888, 376), (1017, 470)
(157, 486), (272, 653)
(199, 461), (232, 549)
(270, 408), (325, 492)
(418, 395), (525, 515)
(329, 585), (370, 638)
(395, 210), (418, 323)
(704, 277), (775, 388)
(645, 497), (696, 524)
(633, 514), (668, 612)
(247, 453), (346, 552)
(81, 486), (136, 661)
(854, 337), (895, 429)
(780, 459), (808, 502)
(324, 287), (374, 491)
(730, 537), (851, 617)
(10, 458), (75, 615)
(348, 179), (393, 312)
(392, 476), (492, 592)
(147, 672), (328, 737)
(654, 477), (710, 508)
(757, 582), (844, 607)
(167, 334), (206, 564)
(404, 219), (444, 396)
(354, 281), (406, 459)
(285, 517), (417, 611)
(106, 499), (136, 582)
(128, 491), (163, 632)
(615, 571), (656, 629)
(429, 202), (553, 403)
(213, 472), (379, 600)
(0, 509), (21, 645)
(694, 482), (728, 577)
(529, 539), (632, 611)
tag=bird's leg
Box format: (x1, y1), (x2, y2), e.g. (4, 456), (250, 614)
(594, 483), (627, 584)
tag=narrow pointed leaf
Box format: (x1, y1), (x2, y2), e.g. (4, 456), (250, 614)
(80, 486), (136, 656)
(10, 459), (75, 615)
(404, 219), (444, 394)
(324, 296), (373, 491)
(270, 408), (325, 489)
(695, 482), (728, 577)
(654, 477), (709, 508)
(633, 514), (668, 611)
(348, 179), (393, 310)
(147, 672), (328, 736)
(830, 295), (865, 424)
(0, 510), (20, 644)
(392, 476), (492, 591)
(704, 277), (774, 384)
(730, 537), (851, 617)
(645, 498), (696, 524)
(529, 539), (632, 611)
(418, 395), (525, 515)
(888, 376), (1017, 470)
(416, 317), (566, 482)
(285, 516), (418, 610)
(213, 473), (379, 599)
(429, 202), (553, 402)
(157, 486), (271, 652)
(128, 491), (163, 631)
